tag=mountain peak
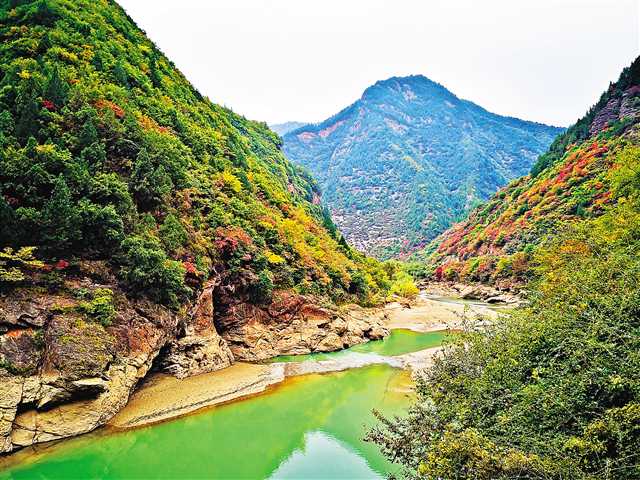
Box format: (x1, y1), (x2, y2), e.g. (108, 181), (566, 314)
(282, 76), (563, 258)
(361, 74), (453, 102)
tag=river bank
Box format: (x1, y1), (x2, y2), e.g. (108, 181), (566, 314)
(108, 292), (502, 430)
(0, 292), (511, 477)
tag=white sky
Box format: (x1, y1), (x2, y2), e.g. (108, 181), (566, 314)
(119, 0), (639, 127)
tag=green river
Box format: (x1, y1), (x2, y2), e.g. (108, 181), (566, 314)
(0, 330), (450, 479)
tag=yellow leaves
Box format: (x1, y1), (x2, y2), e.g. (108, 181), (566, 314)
(18, 69), (31, 79)
(35, 144), (56, 155)
(218, 169), (242, 194)
(266, 252), (285, 265)
(80, 45), (94, 62)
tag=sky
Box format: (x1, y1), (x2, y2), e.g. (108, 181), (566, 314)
(118, 0), (639, 127)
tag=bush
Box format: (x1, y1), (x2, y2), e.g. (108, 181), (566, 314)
(77, 288), (115, 326)
(389, 271), (419, 299)
(370, 199), (640, 479)
(118, 235), (190, 308)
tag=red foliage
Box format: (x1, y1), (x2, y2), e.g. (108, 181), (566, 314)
(54, 259), (69, 270)
(42, 99), (56, 111)
(214, 226), (253, 256)
(434, 265), (444, 281)
(182, 261), (200, 276)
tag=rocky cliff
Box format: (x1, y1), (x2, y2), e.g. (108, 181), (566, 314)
(0, 261), (388, 453)
(0, 0), (391, 453)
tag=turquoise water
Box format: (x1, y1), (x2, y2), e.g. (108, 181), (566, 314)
(271, 328), (449, 363)
(0, 329), (451, 479)
(0, 365), (413, 479)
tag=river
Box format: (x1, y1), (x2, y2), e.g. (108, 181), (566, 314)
(0, 295), (501, 479)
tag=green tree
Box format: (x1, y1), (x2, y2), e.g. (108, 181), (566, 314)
(41, 175), (80, 252)
(131, 148), (173, 210)
(44, 65), (68, 107)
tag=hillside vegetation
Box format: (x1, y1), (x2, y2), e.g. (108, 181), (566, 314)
(370, 57), (640, 479)
(0, 0), (393, 307)
(421, 59), (640, 288)
(282, 75), (562, 258)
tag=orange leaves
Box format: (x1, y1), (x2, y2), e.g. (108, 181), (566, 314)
(214, 226), (253, 257)
(95, 99), (125, 118)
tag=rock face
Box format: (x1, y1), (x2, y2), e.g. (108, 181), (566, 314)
(0, 268), (388, 453)
(217, 291), (389, 361)
(0, 286), (178, 454)
(161, 280), (234, 379)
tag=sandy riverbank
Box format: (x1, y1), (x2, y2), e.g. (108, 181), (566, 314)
(384, 293), (500, 332)
(109, 294), (505, 430)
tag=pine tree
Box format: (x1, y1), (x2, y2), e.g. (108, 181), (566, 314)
(42, 175), (80, 252)
(44, 66), (68, 107)
(79, 117), (98, 149)
(131, 148), (173, 210)
(15, 76), (40, 143)
(113, 60), (129, 88)
(149, 52), (162, 88)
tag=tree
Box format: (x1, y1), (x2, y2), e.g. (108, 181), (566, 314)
(131, 148), (173, 210)
(44, 66), (68, 107)
(15, 75), (41, 142)
(113, 60), (129, 88)
(41, 175), (80, 253)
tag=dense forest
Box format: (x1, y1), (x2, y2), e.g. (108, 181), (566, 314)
(0, 0), (401, 311)
(281, 75), (562, 258)
(370, 57), (640, 479)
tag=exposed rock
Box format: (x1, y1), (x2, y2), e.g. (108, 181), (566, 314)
(217, 291), (389, 362)
(160, 280), (234, 379)
(0, 271), (389, 454)
(590, 86), (640, 136)
(459, 286), (485, 300)
(0, 274), (182, 454)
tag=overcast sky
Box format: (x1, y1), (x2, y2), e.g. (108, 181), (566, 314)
(119, 0), (639, 127)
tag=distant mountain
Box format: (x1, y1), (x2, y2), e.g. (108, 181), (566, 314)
(281, 75), (563, 258)
(424, 57), (640, 288)
(271, 121), (308, 136)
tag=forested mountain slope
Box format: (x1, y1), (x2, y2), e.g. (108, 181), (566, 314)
(371, 56), (640, 480)
(282, 75), (562, 258)
(423, 57), (640, 288)
(0, 0), (394, 453)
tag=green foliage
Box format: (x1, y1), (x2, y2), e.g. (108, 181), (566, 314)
(0, 246), (43, 284)
(370, 134), (640, 479)
(118, 236), (190, 308)
(77, 287), (115, 326)
(158, 213), (187, 252)
(389, 271), (419, 299)
(0, 0), (391, 308)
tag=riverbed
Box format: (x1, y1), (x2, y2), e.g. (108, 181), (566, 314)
(0, 295), (504, 479)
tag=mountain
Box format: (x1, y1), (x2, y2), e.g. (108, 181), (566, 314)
(0, 0), (396, 453)
(281, 76), (563, 258)
(423, 57), (640, 288)
(372, 57), (640, 479)
(270, 121), (307, 136)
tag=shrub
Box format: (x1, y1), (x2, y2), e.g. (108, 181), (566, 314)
(118, 235), (190, 308)
(389, 271), (419, 299)
(77, 288), (115, 326)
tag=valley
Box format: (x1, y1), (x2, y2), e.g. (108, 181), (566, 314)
(0, 0), (639, 478)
